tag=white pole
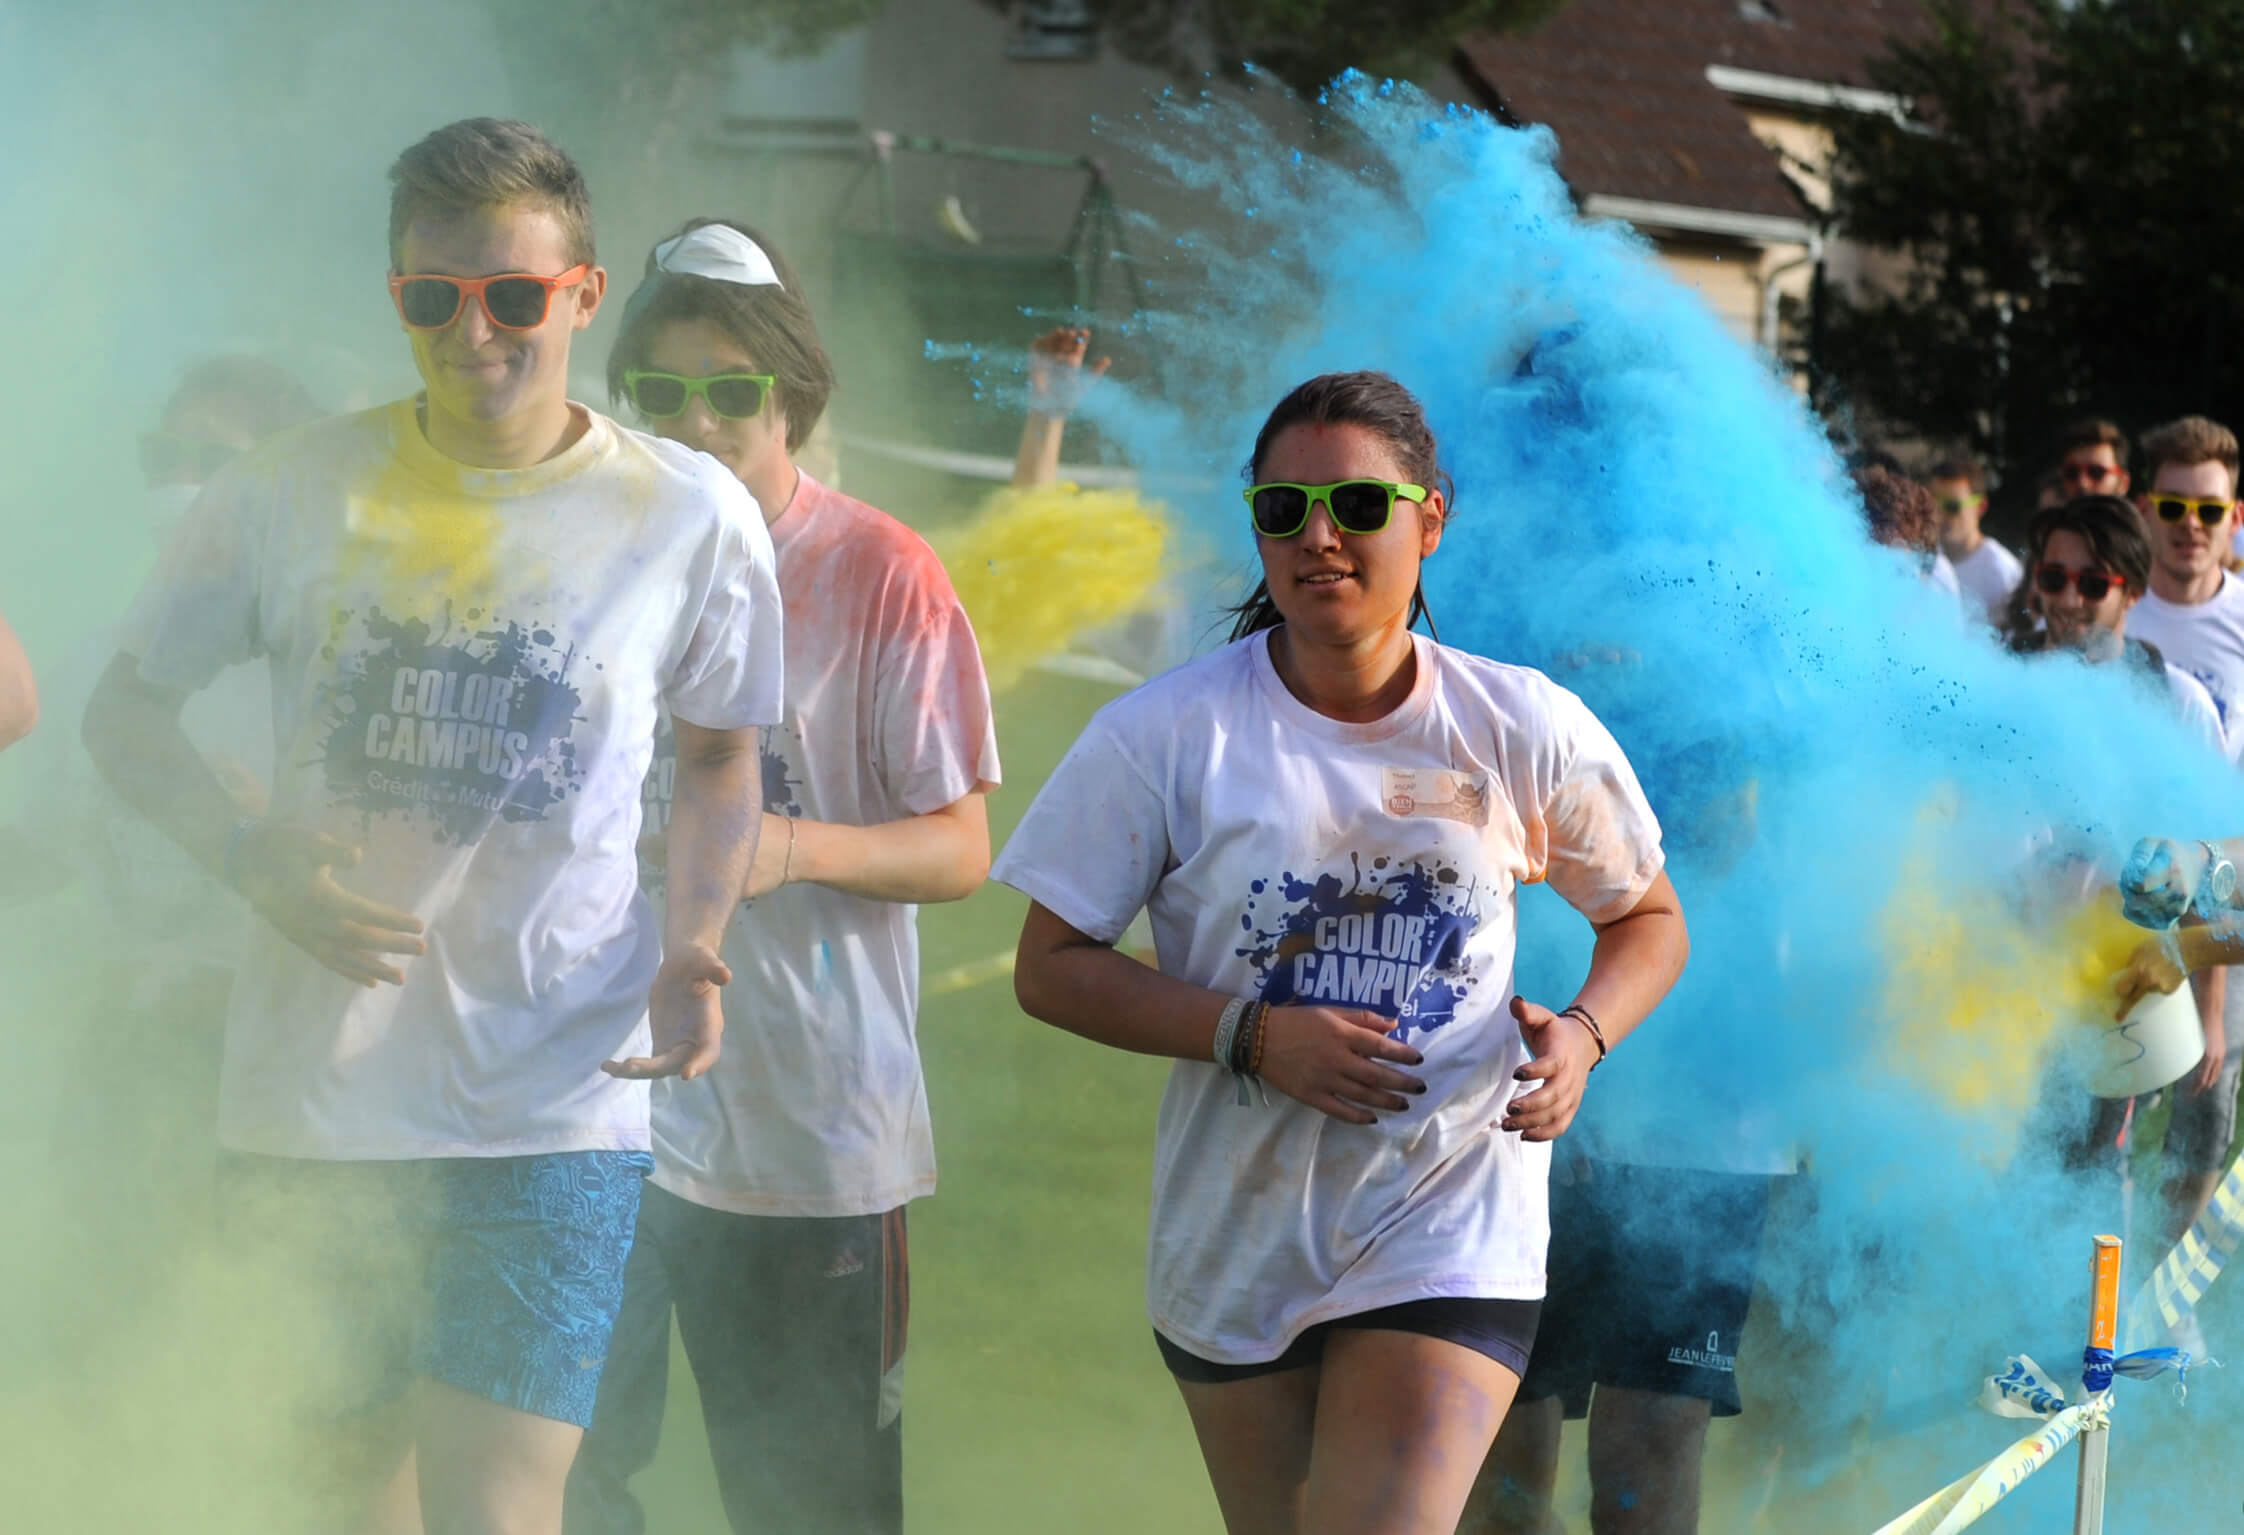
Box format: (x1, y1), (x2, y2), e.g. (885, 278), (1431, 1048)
(2073, 1233), (2121, 1535)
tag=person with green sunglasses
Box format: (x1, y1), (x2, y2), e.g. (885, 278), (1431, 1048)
(1927, 453), (2020, 626)
(572, 218), (1000, 1535)
(995, 370), (1686, 1535)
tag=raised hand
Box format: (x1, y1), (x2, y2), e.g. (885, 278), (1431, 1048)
(1026, 326), (1111, 418)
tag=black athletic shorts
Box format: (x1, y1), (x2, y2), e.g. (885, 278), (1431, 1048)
(1519, 1162), (1778, 1419)
(1155, 1296), (1542, 1384)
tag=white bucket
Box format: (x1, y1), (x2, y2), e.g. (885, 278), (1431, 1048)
(2086, 982), (2205, 1099)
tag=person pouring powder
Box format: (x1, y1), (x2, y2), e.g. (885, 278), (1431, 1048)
(992, 371), (1687, 1535)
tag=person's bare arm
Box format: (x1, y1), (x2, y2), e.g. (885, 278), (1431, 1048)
(1504, 871), (1690, 1141)
(2186, 966), (2228, 1094)
(81, 653), (425, 984)
(605, 718), (762, 1081)
(0, 607), (37, 751)
(1013, 900), (1429, 1124)
(745, 793), (990, 905)
(1010, 327), (1109, 488)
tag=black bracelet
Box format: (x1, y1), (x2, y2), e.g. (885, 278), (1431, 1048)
(1560, 1004), (1608, 1065)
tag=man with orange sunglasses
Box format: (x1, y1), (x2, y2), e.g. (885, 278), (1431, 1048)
(80, 118), (782, 1535)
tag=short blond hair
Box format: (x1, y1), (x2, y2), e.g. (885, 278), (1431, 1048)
(387, 118), (594, 268)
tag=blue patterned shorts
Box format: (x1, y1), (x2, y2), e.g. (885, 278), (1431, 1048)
(218, 1150), (651, 1428)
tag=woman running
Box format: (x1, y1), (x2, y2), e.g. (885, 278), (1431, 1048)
(564, 219), (1000, 1535)
(991, 371), (1688, 1535)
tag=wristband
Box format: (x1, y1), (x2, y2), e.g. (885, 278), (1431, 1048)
(1212, 997), (1247, 1071)
(1560, 1004), (1608, 1065)
(780, 816), (798, 886)
(221, 816), (261, 889)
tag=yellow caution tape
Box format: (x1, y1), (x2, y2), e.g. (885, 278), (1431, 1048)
(2137, 1143), (2244, 1334)
(1869, 1397), (2109, 1535)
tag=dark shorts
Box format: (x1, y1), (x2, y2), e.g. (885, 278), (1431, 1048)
(1155, 1296), (1542, 1385)
(566, 1186), (910, 1535)
(1519, 1163), (1776, 1419)
(217, 1149), (651, 1429)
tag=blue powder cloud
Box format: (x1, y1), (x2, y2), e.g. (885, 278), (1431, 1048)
(1073, 73), (2239, 1529)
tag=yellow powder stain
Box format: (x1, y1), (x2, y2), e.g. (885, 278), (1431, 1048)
(341, 455), (504, 612)
(1879, 794), (2150, 1126)
(937, 483), (1172, 694)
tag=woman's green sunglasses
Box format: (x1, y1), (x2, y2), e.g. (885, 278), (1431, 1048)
(1243, 479), (1428, 538)
(623, 369), (775, 421)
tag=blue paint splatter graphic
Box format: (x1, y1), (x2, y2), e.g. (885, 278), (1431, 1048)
(1236, 855), (1480, 1040)
(319, 607), (585, 845)
(761, 725), (804, 817)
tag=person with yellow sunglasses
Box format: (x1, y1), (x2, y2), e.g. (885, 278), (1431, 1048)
(2128, 415), (2244, 759)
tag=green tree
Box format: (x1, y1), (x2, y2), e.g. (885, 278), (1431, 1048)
(1822, 0), (2244, 475)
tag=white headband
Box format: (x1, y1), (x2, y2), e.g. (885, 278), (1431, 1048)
(653, 225), (783, 289)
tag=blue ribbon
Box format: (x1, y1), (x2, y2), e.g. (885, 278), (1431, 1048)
(2082, 1345), (2114, 1393)
(2113, 1346), (2194, 1384)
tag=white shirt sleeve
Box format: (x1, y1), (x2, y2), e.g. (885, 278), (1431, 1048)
(874, 569), (1001, 815)
(666, 485), (784, 731)
(1534, 684), (1667, 923)
(991, 710), (1167, 945)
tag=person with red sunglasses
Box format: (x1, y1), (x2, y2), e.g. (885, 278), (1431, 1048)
(2051, 418), (2133, 500)
(2005, 493), (2225, 739)
(79, 119), (783, 1535)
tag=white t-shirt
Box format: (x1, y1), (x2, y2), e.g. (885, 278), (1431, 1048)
(645, 474), (1000, 1217)
(990, 631), (1665, 1364)
(2128, 574), (2244, 758)
(117, 399), (783, 1160)
(1950, 539), (2023, 625)
(2165, 665), (2225, 750)
(1927, 552), (1964, 601)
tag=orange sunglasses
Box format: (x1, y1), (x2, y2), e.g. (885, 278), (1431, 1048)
(388, 264), (592, 331)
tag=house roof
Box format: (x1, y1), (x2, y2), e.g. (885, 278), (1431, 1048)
(1455, 0), (1939, 227)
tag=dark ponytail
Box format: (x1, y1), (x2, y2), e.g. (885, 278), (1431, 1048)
(1226, 370), (1452, 643)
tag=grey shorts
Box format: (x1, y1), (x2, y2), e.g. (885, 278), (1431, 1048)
(2164, 1052), (2244, 1173)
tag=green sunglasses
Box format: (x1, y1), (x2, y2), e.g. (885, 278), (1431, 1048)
(1243, 479), (1428, 538)
(623, 369), (775, 421)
